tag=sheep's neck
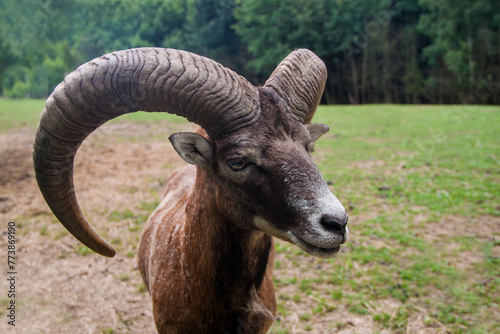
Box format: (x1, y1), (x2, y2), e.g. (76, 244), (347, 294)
(182, 168), (272, 325)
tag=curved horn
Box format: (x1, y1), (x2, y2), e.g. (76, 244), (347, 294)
(33, 47), (260, 257)
(264, 49), (327, 123)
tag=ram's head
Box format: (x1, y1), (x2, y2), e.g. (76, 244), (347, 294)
(33, 48), (348, 258)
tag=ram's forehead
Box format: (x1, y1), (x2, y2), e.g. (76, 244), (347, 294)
(216, 88), (314, 153)
(220, 135), (255, 148)
(218, 127), (309, 155)
(222, 119), (311, 147)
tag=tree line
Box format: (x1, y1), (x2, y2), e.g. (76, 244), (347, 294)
(1, 0), (499, 104)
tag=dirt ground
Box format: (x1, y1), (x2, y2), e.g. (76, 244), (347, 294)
(0, 122), (498, 334)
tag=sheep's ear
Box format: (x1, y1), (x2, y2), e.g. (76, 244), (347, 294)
(169, 132), (214, 168)
(305, 123), (329, 142)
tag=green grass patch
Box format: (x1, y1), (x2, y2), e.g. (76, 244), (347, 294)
(0, 98), (187, 133)
(314, 104), (499, 217)
(107, 209), (148, 225)
(0, 98), (45, 130)
(74, 245), (92, 256)
(114, 110), (186, 124)
(301, 105), (498, 332)
(137, 283), (147, 294)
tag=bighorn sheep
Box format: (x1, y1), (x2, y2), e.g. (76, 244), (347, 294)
(33, 48), (349, 333)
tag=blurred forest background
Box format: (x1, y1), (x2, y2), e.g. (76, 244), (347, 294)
(0, 0), (499, 104)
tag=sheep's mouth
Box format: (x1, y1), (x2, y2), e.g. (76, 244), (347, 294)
(287, 232), (342, 258)
(253, 216), (345, 258)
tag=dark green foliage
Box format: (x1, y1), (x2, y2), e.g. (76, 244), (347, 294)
(417, 0), (500, 104)
(0, 0), (498, 103)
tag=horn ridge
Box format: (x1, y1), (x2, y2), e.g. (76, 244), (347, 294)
(264, 48), (327, 124)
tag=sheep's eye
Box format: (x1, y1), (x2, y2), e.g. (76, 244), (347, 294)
(227, 158), (247, 171)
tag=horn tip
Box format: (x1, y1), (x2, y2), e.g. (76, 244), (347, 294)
(96, 245), (116, 258)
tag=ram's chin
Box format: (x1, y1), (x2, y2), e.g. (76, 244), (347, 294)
(253, 216), (344, 258)
(287, 232), (342, 258)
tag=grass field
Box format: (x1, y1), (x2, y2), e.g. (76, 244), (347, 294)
(288, 104), (500, 332)
(0, 99), (498, 333)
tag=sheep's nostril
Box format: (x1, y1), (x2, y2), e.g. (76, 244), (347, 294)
(320, 215), (347, 234)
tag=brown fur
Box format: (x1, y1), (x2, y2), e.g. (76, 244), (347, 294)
(138, 164), (276, 333)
